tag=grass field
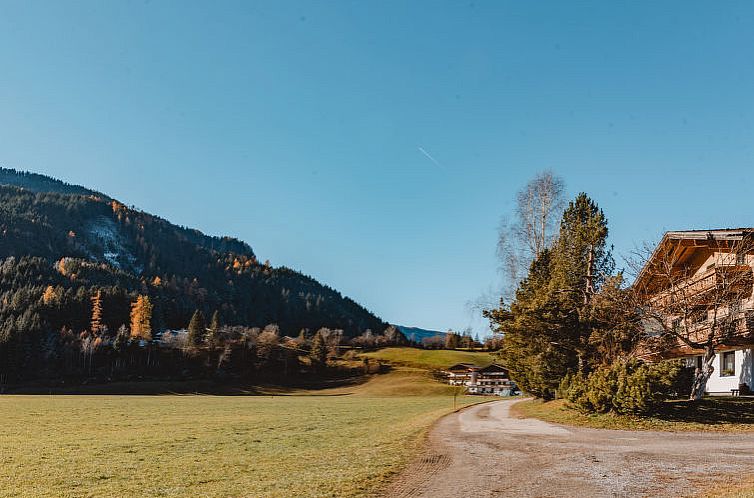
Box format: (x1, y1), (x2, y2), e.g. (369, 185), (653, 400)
(513, 398), (754, 433)
(359, 347), (495, 370)
(0, 367), (483, 497)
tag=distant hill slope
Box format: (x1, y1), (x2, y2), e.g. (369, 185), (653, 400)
(396, 325), (446, 343)
(359, 347), (495, 370)
(0, 168), (106, 198)
(0, 167), (387, 336)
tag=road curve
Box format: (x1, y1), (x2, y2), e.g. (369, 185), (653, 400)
(382, 399), (754, 497)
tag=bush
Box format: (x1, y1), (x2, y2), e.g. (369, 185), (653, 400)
(559, 360), (684, 415)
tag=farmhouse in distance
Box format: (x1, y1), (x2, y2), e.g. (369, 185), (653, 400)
(444, 363), (517, 396)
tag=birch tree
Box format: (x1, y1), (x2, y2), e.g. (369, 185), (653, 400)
(497, 171), (565, 298)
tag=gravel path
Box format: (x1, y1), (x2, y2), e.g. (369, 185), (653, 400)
(382, 399), (754, 497)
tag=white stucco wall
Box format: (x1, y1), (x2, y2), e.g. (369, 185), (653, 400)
(695, 349), (754, 393)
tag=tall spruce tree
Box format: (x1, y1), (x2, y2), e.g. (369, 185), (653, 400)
(90, 290), (103, 335)
(548, 193), (613, 373)
(309, 330), (327, 368)
(187, 310), (206, 347)
(488, 249), (571, 399)
(205, 310), (221, 347)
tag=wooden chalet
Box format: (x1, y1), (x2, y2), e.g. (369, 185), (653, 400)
(635, 229), (754, 394)
(443, 363), (517, 396)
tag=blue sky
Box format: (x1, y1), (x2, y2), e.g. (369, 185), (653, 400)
(2, 1), (754, 335)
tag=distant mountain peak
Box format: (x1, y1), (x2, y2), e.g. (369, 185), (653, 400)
(396, 325), (446, 342)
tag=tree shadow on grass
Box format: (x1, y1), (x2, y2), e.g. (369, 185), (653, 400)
(655, 397), (754, 425)
(2, 374), (373, 396)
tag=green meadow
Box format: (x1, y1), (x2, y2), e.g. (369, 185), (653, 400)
(0, 358), (484, 497)
(359, 347), (495, 370)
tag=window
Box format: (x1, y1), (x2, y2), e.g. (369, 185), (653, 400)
(685, 356), (702, 370)
(720, 351), (736, 377)
(736, 253), (746, 265)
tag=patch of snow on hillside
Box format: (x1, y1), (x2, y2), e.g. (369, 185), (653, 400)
(87, 216), (139, 273)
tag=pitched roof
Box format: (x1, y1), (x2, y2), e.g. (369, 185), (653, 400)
(634, 228), (754, 291)
(479, 363), (509, 374)
(445, 363), (479, 371)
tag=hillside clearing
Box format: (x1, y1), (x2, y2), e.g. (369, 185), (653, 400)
(359, 347), (495, 370)
(0, 369), (483, 498)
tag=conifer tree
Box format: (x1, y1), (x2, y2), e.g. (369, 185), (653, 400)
(487, 248), (568, 399)
(309, 330), (327, 368)
(90, 290), (103, 335)
(129, 295), (153, 340)
(187, 310), (206, 347)
(548, 193), (613, 373)
(205, 310), (220, 347)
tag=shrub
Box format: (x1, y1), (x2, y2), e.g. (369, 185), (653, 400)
(560, 359), (684, 415)
(613, 363), (654, 414)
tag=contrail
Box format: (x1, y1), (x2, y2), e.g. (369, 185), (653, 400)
(417, 146), (443, 169)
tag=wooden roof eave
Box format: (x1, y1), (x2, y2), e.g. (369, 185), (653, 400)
(634, 229), (752, 293)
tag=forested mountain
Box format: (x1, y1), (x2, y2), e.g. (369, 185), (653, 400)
(396, 326), (445, 343)
(0, 168), (389, 383)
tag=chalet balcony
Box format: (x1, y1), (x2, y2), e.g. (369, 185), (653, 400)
(659, 311), (754, 357)
(650, 265), (753, 307)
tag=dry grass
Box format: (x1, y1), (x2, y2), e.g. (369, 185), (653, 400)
(513, 398), (754, 432)
(0, 368), (482, 497)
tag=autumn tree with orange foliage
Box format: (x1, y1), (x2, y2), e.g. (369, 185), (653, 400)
(42, 285), (57, 305)
(130, 295), (153, 340)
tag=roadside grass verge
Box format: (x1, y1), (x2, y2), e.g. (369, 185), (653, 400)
(359, 347), (495, 370)
(512, 397), (754, 432)
(0, 369), (484, 498)
(705, 481), (754, 498)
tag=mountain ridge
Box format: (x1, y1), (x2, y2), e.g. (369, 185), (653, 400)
(396, 325), (446, 343)
(0, 167), (387, 337)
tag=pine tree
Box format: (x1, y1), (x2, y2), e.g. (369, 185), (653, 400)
(129, 295), (153, 340)
(187, 310), (206, 347)
(113, 324), (129, 352)
(488, 248), (570, 399)
(309, 330), (327, 368)
(90, 290), (103, 335)
(548, 193), (613, 373)
(205, 310), (220, 347)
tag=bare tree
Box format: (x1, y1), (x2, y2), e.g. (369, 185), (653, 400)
(515, 171), (566, 258)
(497, 171), (565, 298)
(630, 232), (754, 400)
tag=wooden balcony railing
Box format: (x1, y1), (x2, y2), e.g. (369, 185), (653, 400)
(650, 265), (753, 307)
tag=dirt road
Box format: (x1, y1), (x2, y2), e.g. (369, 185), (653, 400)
(383, 399), (754, 497)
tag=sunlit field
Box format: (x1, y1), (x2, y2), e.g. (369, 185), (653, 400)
(0, 370), (483, 498)
(359, 347), (495, 370)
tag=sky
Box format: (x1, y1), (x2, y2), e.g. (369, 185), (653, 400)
(2, 1), (754, 335)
